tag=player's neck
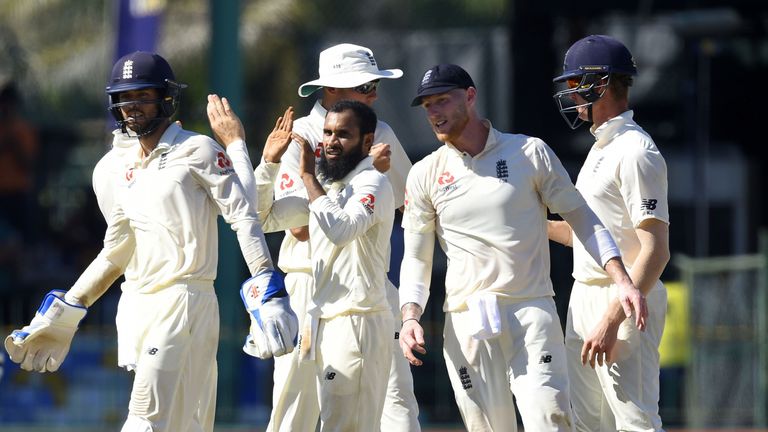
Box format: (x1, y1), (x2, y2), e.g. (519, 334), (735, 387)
(451, 118), (489, 157)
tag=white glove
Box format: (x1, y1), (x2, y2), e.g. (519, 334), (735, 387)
(4, 290), (87, 373)
(240, 270), (298, 359)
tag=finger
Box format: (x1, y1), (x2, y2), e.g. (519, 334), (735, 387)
(5, 334), (27, 364)
(221, 97), (232, 114)
(32, 347), (49, 373)
(20, 344), (39, 371)
(284, 107), (294, 130)
(621, 296), (633, 319)
(596, 350), (604, 368)
(274, 116), (283, 131)
(581, 342), (589, 366)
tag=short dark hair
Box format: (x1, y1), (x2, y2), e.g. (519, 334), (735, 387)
(609, 73), (633, 99)
(328, 100), (377, 136)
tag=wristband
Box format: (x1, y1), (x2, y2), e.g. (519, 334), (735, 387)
(402, 318), (420, 325)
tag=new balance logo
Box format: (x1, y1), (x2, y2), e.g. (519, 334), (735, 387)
(147, 347), (159, 356)
(459, 366), (472, 390)
(640, 199), (657, 211)
(539, 354), (552, 364)
(325, 371), (336, 381)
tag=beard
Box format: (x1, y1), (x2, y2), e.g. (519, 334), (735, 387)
(317, 140), (366, 182)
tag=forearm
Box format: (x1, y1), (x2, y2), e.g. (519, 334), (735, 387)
(301, 173), (325, 203)
(548, 220), (573, 247)
(401, 302), (424, 322)
(66, 253), (124, 307)
(399, 230), (435, 312)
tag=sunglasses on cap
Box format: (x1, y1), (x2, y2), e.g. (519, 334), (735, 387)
(353, 80), (379, 95)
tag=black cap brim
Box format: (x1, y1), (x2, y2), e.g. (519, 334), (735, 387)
(410, 84), (461, 107)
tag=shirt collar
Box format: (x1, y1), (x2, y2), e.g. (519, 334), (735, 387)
(590, 110), (634, 148)
(444, 119), (499, 157)
(310, 100), (328, 123)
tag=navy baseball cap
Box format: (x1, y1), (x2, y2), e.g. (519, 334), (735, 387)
(553, 35), (637, 83)
(411, 64), (475, 107)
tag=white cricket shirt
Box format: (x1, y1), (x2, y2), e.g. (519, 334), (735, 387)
(401, 122), (586, 312)
(99, 123), (271, 294)
(256, 157), (395, 317)
(572, 110), (669, 283)
(255, 100), (411, 274)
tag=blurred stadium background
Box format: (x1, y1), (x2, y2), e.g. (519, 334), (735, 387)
(0, 0), (767, 430)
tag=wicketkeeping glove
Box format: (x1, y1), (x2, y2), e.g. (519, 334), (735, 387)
(240, 270), (298, 359)
(4, 290), (87, 373)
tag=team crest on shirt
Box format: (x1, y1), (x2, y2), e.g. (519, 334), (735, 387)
(216, 151), (235, 175)
(360, 194), (375, 214)
(496, 159), (509, 182)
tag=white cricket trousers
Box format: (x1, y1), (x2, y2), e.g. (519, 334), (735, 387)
(118, 281), (219, 432)
(382, 279), (421, 432)
(267, 274), (421, 432)
(443, 296), (574, 432)
(267, 272), (320, 432)
(315, 310), (394, 432)
(566, 280), (667, 432)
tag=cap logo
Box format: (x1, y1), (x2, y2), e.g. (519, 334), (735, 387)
(122, 60), (134, 79)
(363, 51), (377, 66)
(421, 70), (433, 85)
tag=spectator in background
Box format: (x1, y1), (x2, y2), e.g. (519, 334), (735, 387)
(0, 81), (39, 239)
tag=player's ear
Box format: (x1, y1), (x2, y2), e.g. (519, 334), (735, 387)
(362, 132), (374, 154)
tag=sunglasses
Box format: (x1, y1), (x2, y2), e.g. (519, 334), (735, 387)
(353, 80), (380, 95)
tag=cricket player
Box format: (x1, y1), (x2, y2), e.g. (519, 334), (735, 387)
(398, 64), (648, 432)
(4, 51), (298, 432)
(252, 100), (396, 431)
(210, 43), (419, 432)
(550, 35), (670, 431)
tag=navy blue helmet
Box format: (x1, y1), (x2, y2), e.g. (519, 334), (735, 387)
(552, 35), (636, 129)
(106, 51), (187, 136)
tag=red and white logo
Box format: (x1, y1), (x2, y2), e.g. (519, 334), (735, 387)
(314, 143), (323, 158)
(438, 171), (455, 185)
(360, 194), (375, 214)
(217, 151), (232, 169)
(279, 173), (295, 190)
(404, 188), (409, 207)
(125, 168), (134, 182)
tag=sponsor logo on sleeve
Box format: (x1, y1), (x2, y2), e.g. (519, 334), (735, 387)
(360, 194), (375, 214)
(279, 173), (295, 191)
(640, 198), (658, 216)
(216, 151), (235, 175)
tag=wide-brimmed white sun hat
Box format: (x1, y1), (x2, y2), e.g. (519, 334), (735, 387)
(298, 43), (403, 97)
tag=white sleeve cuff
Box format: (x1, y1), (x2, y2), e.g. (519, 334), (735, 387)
(584, 228), (621, 268)
(399, 283), (429, 312)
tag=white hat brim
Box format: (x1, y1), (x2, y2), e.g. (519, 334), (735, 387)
(298, 69), (403, 97)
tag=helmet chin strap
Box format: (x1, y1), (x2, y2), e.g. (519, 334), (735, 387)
(120, 116), (167, 138)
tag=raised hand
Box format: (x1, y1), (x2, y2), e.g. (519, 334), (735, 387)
(207, 94), (245, 148)
(263, 106), (295, 163)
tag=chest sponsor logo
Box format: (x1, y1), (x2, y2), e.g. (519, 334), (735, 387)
(279, 173), (295, 190)
(437, 171), (458, 193)
(216, 151), (235, 175)
(496, 159), (509, 182)
(404, 188), (409, 207)
(360, 193), (375, 214)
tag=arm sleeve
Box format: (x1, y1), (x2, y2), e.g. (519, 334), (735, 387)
(375, 122), (412, 208)
(531, 138), (587, 214)
(226, 139), (257, 203)
(188, 138), (273, 274)
(309, 172), (393, 247)
(619, 143), (670, 227)
(398, 230), (435, 310)
(560, 204), (620, 268)
(68, 202), (135, 306)
(254, 159), (311, 233)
